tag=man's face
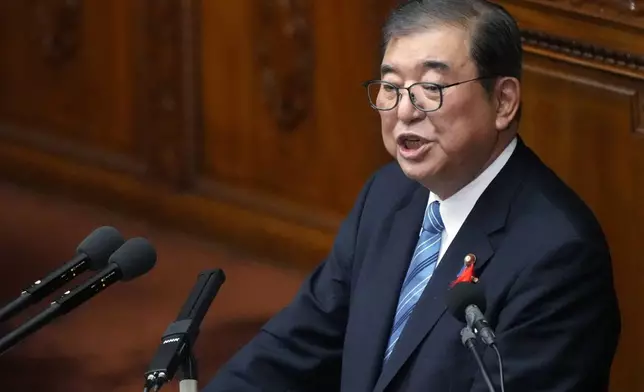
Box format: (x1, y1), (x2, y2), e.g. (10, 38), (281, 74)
(379, 26), (509, 195)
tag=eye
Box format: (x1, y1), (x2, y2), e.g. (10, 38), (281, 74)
(422, 84), (441, 93)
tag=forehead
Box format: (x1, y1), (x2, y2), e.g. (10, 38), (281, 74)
(381, 26), (472, 76)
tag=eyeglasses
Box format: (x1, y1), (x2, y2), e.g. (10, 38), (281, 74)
(362, 76), (492, 112)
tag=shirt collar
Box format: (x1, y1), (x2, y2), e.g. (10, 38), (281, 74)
(428, 137), (517, 239)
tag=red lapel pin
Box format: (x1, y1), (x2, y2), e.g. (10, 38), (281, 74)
(450, 253), (478, 287)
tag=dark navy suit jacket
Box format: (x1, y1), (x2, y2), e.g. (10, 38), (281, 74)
(203, 138), (621, 392)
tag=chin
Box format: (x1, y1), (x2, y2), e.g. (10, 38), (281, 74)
(396, 157), (438, 183)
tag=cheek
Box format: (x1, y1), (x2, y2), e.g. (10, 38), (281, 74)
(430, 95), (495, 152)
(380, 113), (397, 152)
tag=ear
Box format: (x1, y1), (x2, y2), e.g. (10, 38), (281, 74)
(494, 77), (521, 131)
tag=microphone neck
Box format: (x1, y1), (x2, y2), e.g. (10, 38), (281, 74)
(55, 263), (123, 314)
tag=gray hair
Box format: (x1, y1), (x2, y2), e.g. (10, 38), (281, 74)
(382, 0), (523, 95)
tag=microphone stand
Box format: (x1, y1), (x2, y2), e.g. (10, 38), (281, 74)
(460, 327), (496, 392)
(143, 269), (225, 392)
(178, 351), (198, 392)
(144, 346), (199, 392)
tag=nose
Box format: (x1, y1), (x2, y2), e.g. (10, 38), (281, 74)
(397, 88), (425, 123)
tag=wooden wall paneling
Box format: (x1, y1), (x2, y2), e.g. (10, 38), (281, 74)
(0, 0), (147, 176)
(195, 0), (394, 263)
(136, 0), (200, 188)
(499, 0), (644, 56)
(517, 0), (644, 33)
(0, 0), (395, 268)
(200, 0), (392, 215)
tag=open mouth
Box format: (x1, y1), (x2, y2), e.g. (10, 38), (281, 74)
(397, 134), (429, 150)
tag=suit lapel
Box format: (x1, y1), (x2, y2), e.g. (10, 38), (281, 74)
(372, 138), (531, 391)
(346, 185), (428, 392)
(373, 220), (494, 392)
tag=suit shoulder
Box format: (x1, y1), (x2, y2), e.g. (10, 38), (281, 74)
(370, 160), (409, 182)
(362, 160), (419, 205)
(513, 153), (607, 248)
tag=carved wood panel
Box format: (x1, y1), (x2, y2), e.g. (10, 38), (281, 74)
(254, 0), (315, 133)
(31, 0), (82, 65)
(200, 0), (391, 228)
(0, 0), (393, 268)
(137, 0), (200, 187)
(522, 0), (644, 29)
(499, 0), (644, 56)
(0, 0), (145, 175)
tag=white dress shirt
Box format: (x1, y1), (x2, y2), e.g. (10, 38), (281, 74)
(428, 137), (518, 264)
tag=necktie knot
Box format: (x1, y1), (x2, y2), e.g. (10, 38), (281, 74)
(423, 201), (445, 234)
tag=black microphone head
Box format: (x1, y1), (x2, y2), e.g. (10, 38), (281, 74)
(446, 282), (486, 323)
(76, 226), (125, 270)
(108, 237), (157, 281)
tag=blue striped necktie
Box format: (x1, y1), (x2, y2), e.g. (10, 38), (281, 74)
(384, 200), (445, 362)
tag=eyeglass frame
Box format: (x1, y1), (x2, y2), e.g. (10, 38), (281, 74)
(361, 76), (495, 113)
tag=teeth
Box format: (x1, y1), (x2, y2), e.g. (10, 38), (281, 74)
(404, 140), (423, 149)
(398, 135), (427, 149)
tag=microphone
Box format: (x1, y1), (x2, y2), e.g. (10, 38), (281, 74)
(447, 282), (505, 392)
(144, 268), (226, 392)
(460, 326), (496, 392)
(446, 282), (496, 346)
(0, 226), (125, 323)
(461, 327), (496, 392)
(0, 237), (157, 356)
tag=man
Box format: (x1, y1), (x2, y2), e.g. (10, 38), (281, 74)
(203, 0), (621, 391)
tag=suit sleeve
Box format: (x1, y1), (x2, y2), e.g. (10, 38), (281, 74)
(202, 175), (376, 392)
(471, 239), (621, 392)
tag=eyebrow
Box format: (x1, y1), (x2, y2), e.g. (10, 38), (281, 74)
(380, 60), (451, 77)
